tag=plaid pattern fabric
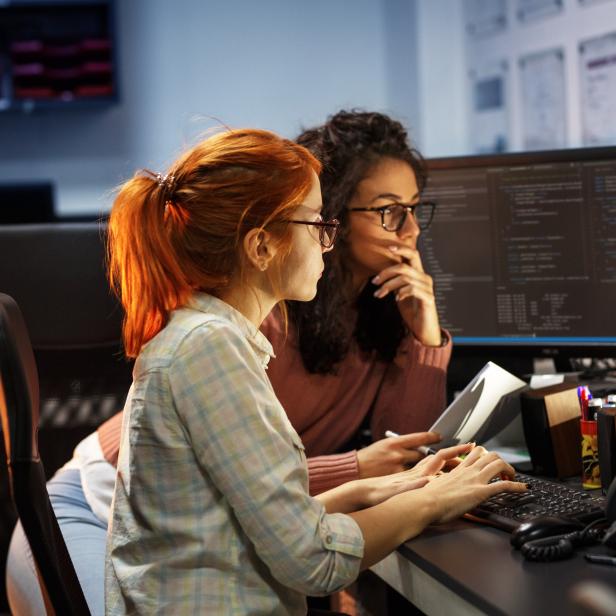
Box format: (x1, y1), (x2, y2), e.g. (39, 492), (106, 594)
(105, 294), (363, 615)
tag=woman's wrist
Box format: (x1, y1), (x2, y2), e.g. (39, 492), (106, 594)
(364, 486), (438, 548)
(342, 477), (393, 511)
(348, 478), (373, 510)
(315, 479), (367, 514)
(394, 487), (438, 539)
(408, 327), (448, 348)
(416, 331), (443, 347)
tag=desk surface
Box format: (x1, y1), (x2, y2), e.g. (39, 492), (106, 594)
(372, 519), (616, 616)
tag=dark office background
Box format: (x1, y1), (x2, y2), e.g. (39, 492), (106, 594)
(0, 0), (422, 218)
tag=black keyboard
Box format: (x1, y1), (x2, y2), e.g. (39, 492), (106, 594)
(468, 473), (607, 532)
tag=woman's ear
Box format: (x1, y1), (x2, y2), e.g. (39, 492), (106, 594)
(243, 228), (277, 271)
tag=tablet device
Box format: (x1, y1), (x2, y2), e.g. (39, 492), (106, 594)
(430, 361), (527, 448)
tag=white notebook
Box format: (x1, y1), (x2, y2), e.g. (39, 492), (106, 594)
(430, 361), (527, 448)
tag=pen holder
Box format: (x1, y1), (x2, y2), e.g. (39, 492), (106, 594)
(581, 419), (601, 489)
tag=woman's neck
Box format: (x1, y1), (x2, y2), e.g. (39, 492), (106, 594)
(217, 283), (276, 329)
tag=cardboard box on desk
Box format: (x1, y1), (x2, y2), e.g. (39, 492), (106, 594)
(520, 383), (581, 478)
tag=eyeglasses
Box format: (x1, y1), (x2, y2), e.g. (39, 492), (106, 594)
(286, 217), (340, 251)
(348, 201), (436, 232)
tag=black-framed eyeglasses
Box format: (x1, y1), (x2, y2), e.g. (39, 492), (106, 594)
(348, 201), (436, 232)
(286, 218), (340, 250)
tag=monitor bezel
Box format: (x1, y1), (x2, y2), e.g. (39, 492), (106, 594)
(426, 145), (616, 173)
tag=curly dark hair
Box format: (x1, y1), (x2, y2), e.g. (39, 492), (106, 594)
(288, 110), (428, 374)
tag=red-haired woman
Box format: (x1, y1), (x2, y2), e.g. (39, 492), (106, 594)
(103, 128), (525, 614)
(8, 127), (525, 615)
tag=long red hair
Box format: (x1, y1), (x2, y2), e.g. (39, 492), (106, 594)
(108, 128), (321, 357)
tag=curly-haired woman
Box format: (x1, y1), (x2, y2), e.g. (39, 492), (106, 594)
(271, 109), (450, 490)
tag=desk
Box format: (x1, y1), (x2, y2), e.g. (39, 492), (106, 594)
(371, 519), (616, 615)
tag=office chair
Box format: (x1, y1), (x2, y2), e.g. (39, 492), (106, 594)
(0, 222), (130, 611)
(0, 222), (132, 473)
(0, 292), (91, 615)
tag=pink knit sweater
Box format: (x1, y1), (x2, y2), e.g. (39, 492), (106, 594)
(99, 310), (451, 495)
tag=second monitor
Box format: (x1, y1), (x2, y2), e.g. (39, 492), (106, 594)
(420, 146), (616, 352)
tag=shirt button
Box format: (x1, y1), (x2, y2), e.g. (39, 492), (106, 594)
(325, 535), (333, 544)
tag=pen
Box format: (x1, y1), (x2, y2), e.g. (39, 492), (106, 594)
(578, 386), (592, 420)
(384, 430), (435, 457)
(584, 553), (616, 566)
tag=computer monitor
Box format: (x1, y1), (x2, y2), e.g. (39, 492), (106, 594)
(420, 146), (616, 365)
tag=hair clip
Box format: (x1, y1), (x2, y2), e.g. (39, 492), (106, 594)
(156, 173), (176, 191)
(140, 169), (176, 195)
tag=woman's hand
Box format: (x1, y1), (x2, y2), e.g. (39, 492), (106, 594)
(348, 445), (526, 569)
(318, 442), (474, 513)
(410, 442), (473, 474)
(357, 431), (442, 478)
(371, 245), (441, 347)
(421, 446), (527, 525)
(357, 442), (475, 508)
(347, 444), (526, 568)
(315, 442), (473, 513)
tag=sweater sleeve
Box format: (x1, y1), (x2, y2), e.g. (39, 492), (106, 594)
(307, 451), (359, 496)
(97, 410), (123, 467)
(370, 329), (452, 442)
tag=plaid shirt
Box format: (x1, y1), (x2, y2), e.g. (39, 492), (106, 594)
(105, 294), (363, 615)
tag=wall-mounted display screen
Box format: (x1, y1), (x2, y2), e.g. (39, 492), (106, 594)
(0, 1), (117, 112)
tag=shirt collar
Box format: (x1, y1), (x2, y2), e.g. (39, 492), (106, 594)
(187, 293), (274, 367)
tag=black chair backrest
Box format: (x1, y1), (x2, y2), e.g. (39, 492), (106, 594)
(0, 222), (121, 350)
(0, 293), (91, 615)
(0, 222), (132, 473)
